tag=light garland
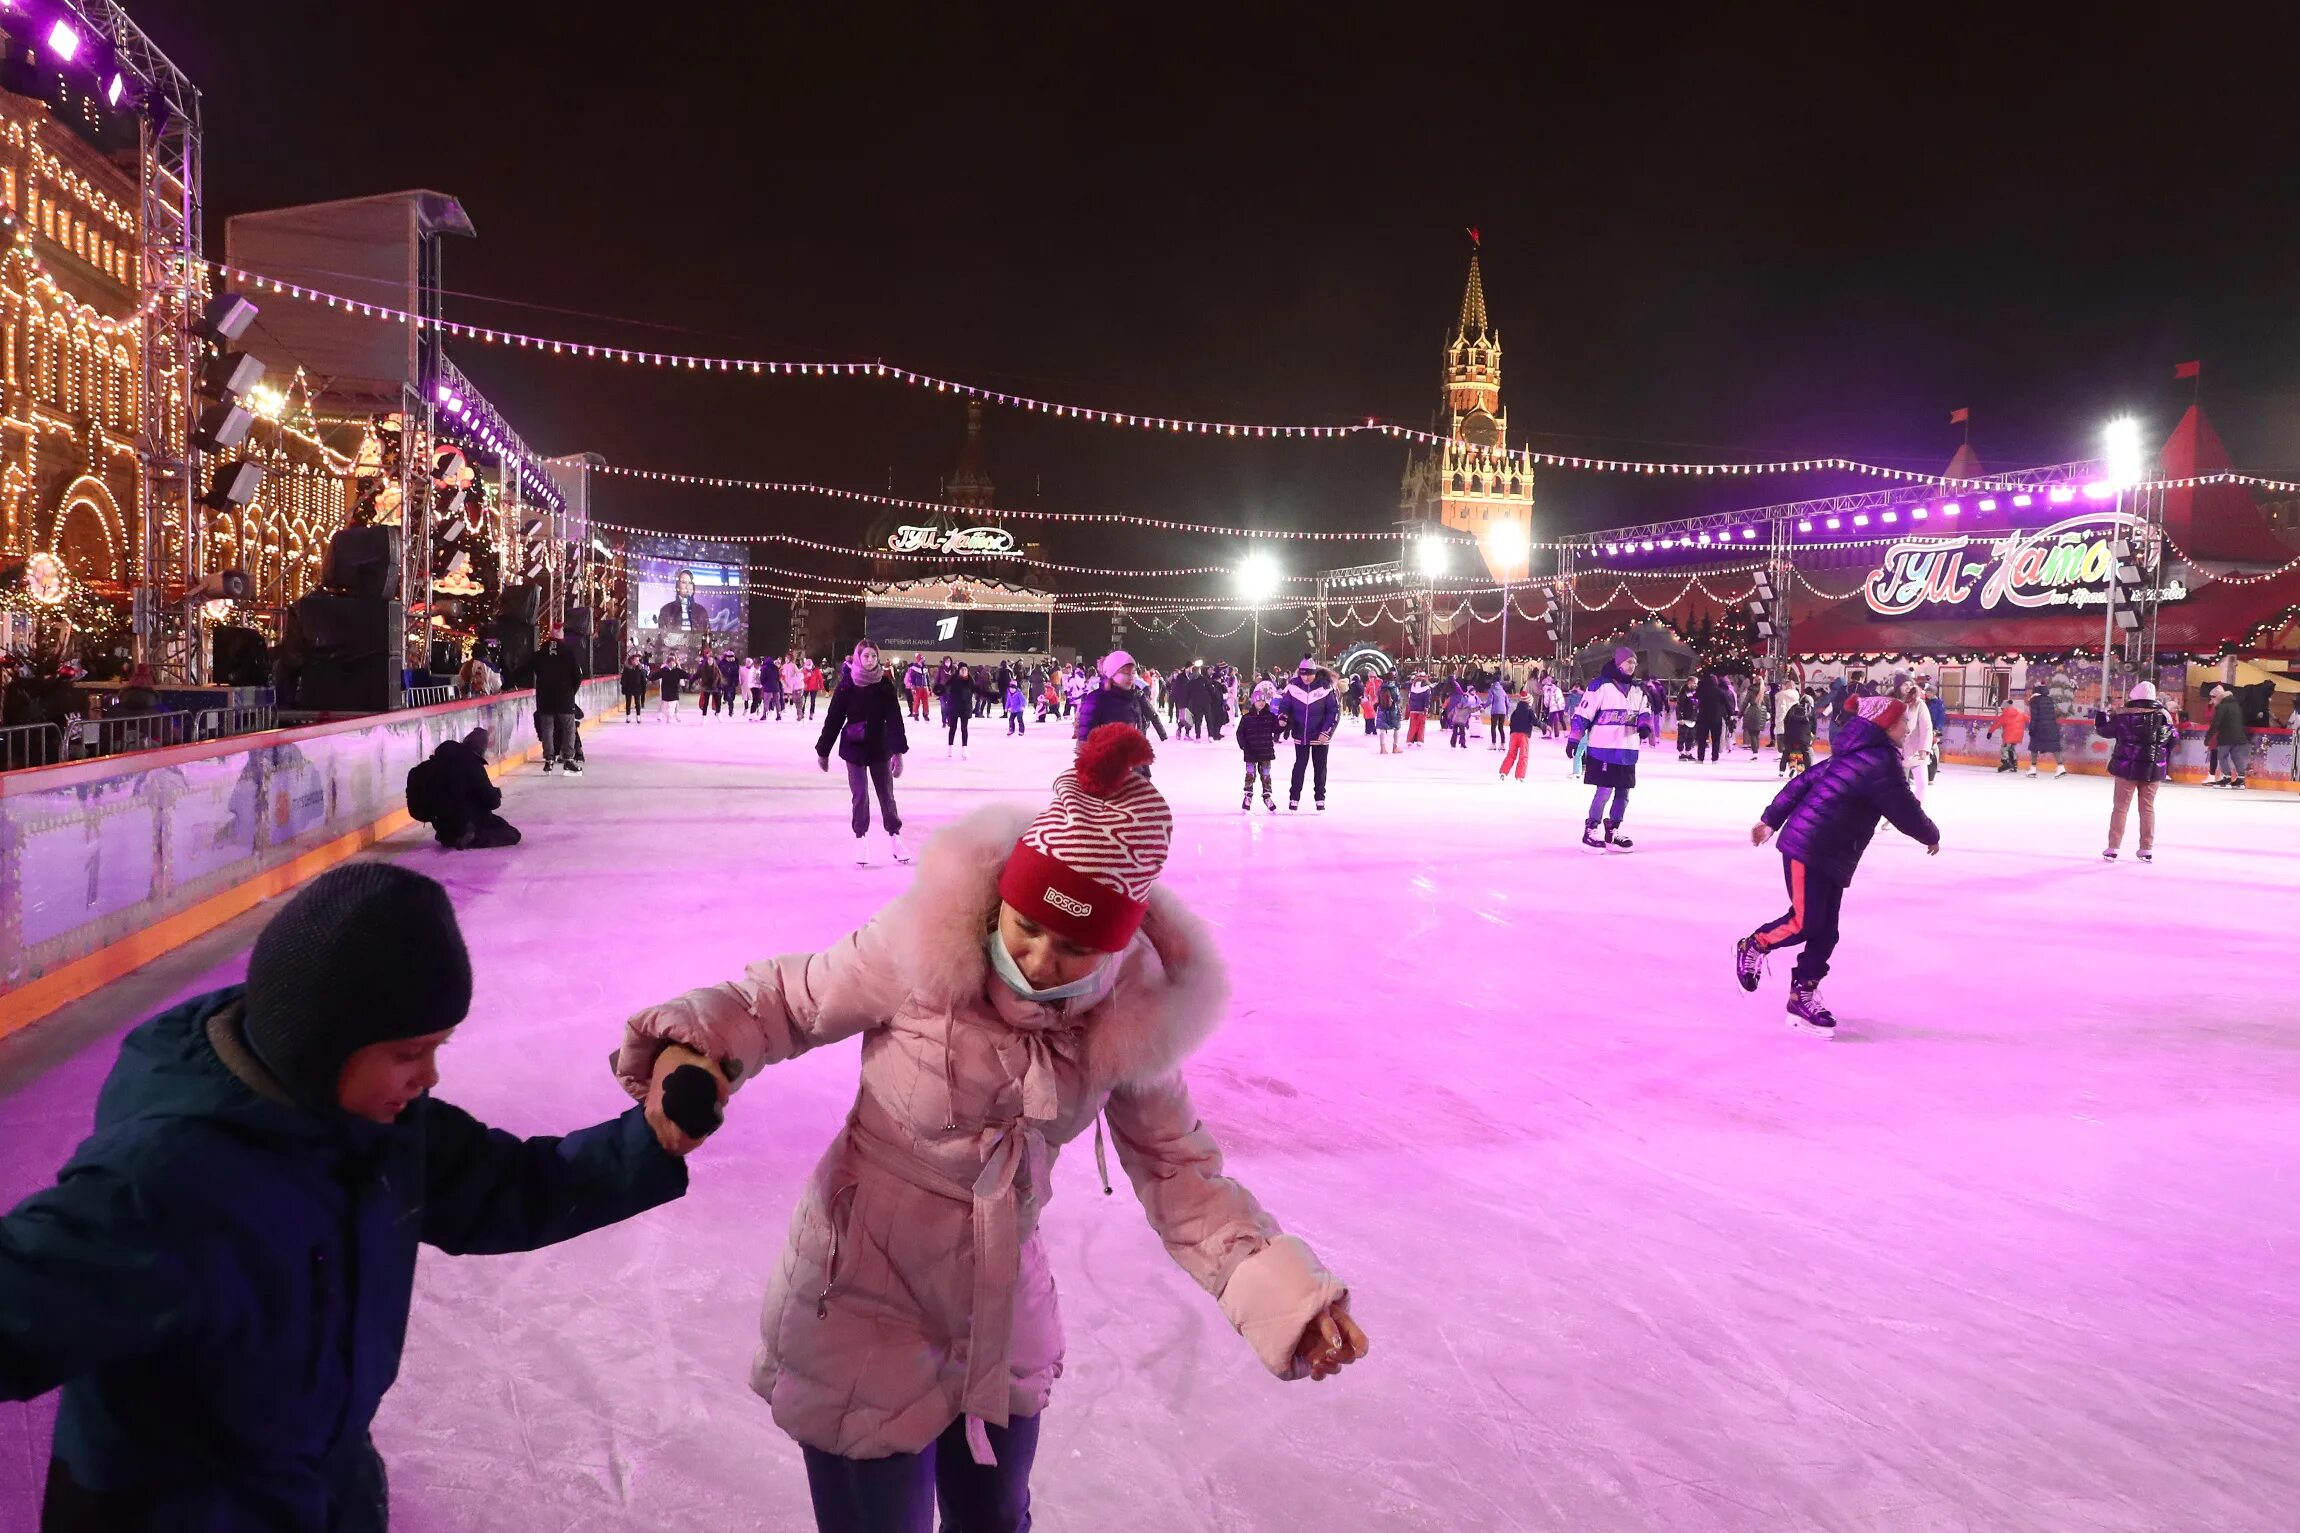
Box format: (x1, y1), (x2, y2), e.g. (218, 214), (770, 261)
(214, 262), (2300, 494)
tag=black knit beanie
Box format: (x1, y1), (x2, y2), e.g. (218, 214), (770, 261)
(242, 863), (473, 1110)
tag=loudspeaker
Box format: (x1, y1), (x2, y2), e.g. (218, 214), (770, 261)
(211, 624), (270, 686)
(485, 617), (535, 687)
(431, 640), (465, 676)
(497, 583), (542, 624)
(566, 605), (592, 638)
(283, 594), (403, 711)
(325, 525), (401, 599)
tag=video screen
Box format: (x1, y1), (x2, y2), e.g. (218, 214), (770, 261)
(629, 539), (747, 658)
(865, 606), (1046, 655)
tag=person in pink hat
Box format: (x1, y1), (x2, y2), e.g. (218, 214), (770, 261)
(613, 724), (1364, 1532)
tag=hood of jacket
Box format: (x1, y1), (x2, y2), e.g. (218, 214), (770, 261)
(867, 803), (1229, 1087)
(94, 986), (383, 1154)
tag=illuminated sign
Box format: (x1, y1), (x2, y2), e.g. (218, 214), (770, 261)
(887, 524), (1016, 556)
(23, 551), (69, 605)
(1863, 513), (2185, 620)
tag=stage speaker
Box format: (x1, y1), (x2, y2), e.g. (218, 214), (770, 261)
(485, 618), (535, 687)
(497, 583), (542, 624)
(431, 640), (465, 676)
(325, 525), (401, 599)
(211, 624), (270, 687)
(284, 594), (403, 711)
(566, 605), (592, 638)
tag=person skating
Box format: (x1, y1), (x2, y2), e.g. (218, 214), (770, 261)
(619, 652), (649, 719)
(0, 864), (696, 1532)
(1734, 696), (1943, 1037)
(2204, 683), (2250, 787)
(1237, 680), (1283, 810)
(1741, 679), (1767, 758)
(1442, 681), (1476, 750)
(2026, 679), (2066, 777)
(1895, 675), (1932, 804)
(941, 662), (979, 759)
(611, 726), (1364, 1533)
(904, 657), (929, 722)
(2096, 681), (2177, 860)
(1499, 688), (1536, 781)
(761, 655), (787, 721)
(1777, 688), (1814, 776)
(1375, 680), (1402, 754)
(817, 641), (911, 866)
(1073, 651), (1168, 751)
(1404, 670), (1432, 747)
(1674, 680), (1698, 760)
(1485, 673), (1511, 749)
(654, 655), (690, 724)
(1695, 668), (1730, 763)
(1567, 646), (1656, 852)
(803, 658), (825, 719)
(1279, 654), (1339, 810)
(532, 631), (584, 774)
(1991, 695), (2026, 773)
(1005, 675), (1027, 736)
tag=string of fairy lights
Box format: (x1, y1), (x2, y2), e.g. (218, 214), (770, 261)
(211, 261), (2300, 499)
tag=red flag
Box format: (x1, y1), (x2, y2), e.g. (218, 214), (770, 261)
(1949, 407), (1970, 424)
(2173, 360), (2201, 380)
(1467, 226), (1480, 248)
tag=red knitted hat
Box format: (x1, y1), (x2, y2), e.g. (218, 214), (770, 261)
(998, 725), (1173, 952)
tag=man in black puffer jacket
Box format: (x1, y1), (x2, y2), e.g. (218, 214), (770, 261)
(531, 633), (584, 774)
(1733, 696), (1940, 1038)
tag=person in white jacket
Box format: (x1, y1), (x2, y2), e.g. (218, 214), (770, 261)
(1897, 676), (1935, 803)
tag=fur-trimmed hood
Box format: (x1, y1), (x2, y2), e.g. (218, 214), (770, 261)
(880, 802), (1228, 1088)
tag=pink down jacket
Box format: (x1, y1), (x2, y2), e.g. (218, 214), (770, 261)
(612, 804), (1344, 1465)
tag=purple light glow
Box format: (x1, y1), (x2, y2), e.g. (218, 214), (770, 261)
(1741, 528), (1757, 540)
(436, 386), (454, 405)
(1852, 514), (1869, 527)
(1881, 511), (1897, 524)
(105, 73), (124, 107)
(1911, 507), (1928, 521)
(1798, 519), (1813, 532)
(2012, 493), (2033, 508)
(46, 19), (80, 61)
(1976, 498), (1995, 512)
(2049, 487), (2076, 504)
(1825, 517), (1841, 530)
(2083, 481), (2112, 499)
(1640, 540), (1654, 551)
(1605, 543), (1619, 555)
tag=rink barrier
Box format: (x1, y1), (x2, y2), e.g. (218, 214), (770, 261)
(0, 680), (624, 1041)
(1812, 711), (2298, 790)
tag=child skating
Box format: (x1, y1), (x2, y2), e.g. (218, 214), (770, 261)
(1567, 646), (1655, 851)
(1735, 695), (1943, 1037)
(1236, 680), (1283, 810)
(613, 726), (1364, 1532)
(1499, 687), (1536, 781)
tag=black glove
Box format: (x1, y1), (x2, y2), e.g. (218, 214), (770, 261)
(660, 1064), (724, 1140)
(817, 753), (831, 773)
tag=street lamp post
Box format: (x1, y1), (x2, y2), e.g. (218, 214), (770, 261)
(1235, 550), (1282, 678)
(1487, 519), (1531, 679)
(2101, 417), (2146, 702)
(1413, 531), (1449, 661)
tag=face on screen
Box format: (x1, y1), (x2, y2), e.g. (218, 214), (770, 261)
(675, 570), (696, 598)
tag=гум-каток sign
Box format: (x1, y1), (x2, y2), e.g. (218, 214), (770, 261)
(1863, 513), (2187, 621)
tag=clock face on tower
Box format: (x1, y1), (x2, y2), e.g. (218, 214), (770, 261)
(1461, 407), (1502, 449)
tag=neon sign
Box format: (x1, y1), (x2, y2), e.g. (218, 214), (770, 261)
(1863, 513), (2184, 620)
(887, 524), (1016, 556)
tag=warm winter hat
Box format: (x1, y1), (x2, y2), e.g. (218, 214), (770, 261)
(2129, 682), (2157, 702)
(1852, 695), (1907, 731)
(1298, 654), (1317, 674)
(998, 725), (1173, 952)
(461, 727), (490, 754)
(1251, 680), (1276, 705)
(242, 864), (473, 1110)
(1613, 646), (1636, 667)
(1099, 650), (1137, 682)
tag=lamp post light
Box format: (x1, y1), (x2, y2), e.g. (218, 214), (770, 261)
(2101, 417), (2146, 701)
(1412, 532), (1449, 660)
(1235, 550), (1282, 676)
(1486, 518), (1531, 676)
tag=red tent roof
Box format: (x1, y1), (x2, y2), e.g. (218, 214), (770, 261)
(2158, 404), (2296, 565)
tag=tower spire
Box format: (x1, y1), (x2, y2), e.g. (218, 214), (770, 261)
(1457, 244), (1489, 340)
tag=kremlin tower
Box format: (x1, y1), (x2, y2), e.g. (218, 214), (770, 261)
(1399, 240), (1537, 581)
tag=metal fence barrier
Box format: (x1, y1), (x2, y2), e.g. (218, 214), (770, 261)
(75, 711), (196, 759)
(0, 721), (64, 771)
(405, 685), (457, 707)
(194, 705), (278, 740)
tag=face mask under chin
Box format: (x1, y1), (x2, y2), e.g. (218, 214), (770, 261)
(987, 929), (1113, 1004)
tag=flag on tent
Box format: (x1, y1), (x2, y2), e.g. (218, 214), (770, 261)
(1949, 407), (1970, 424)
(2173, 360), (2201, 380)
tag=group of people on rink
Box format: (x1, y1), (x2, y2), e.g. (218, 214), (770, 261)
(620, 651), (832, 724)
(0, 710), (1366, 1532)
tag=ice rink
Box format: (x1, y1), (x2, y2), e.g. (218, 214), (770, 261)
(2, 703), (2292, 1531)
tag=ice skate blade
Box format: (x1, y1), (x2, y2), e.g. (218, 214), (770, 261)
(1784, 1015), (1838, 1039)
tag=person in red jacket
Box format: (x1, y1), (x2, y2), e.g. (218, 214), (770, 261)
(1990, 697), (2027, 774)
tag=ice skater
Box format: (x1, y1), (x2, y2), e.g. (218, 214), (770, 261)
(1237, 679), (1282, 810)
(1735, 695), (1943, 1037)
(1568, 645), (1655, 852)
(1991, 694), (2026, 773)
(1405, 670), (1432, 746)
(613, 725), (1364, 1533)
(0, 865), (696, 1529)
(1542, 673), (1566, 739)
(2026, 679), (2066, 777)
(2096, 681), (2177, 860)
(1280, 654), (1338, 810)
(620, 652), (649, 718)
(941, 661), (978, 758)
(654, 654), (689, 723)
(1777, 688), (1814, 776)
(1499, 687), (1535, 780)
(1375, 680), (1402, 754)
(1896, 675), (1933, 804)
(817, 641), (911, 866)
(1005, 675), (1026, 735)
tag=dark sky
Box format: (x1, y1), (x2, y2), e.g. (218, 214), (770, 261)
(126, 0), (2300, 621)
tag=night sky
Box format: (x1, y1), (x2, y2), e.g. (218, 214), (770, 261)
(126, 1), (2300, 651)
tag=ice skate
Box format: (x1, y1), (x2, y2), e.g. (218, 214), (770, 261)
(1288, 799), (1299, 811)
(2138, 850), (2153, 862)
(888, 833), (912, 864)
(854, 841), (873, 867)
(541, 760), (557, 774)
(1264, 795), (1277, 812)
(1582, 824), (1606, 852)
(1734, 935), (1766, 992)
(561, 760), (582, 776)
(1605, 826), (1634, 852)
(1241, 793), (1252, 813)
(2102, 849), (2118, 861)
(2052, 765), (2067, 778)
(1316, 800), (1327, 812)
(2026, 766), (2038, 777)
(1785, 982), (1837, 1038)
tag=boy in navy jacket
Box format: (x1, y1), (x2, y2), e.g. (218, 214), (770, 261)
(1734, 696), (1941, 1037)
(0, 865), (702, 1531)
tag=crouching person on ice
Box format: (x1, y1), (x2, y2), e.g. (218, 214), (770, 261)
(615, 723), (1367, 1533)
(0, 864), (698, 1533)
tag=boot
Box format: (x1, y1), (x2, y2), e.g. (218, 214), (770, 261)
(1242, 793), (1253, 813)
(1734, 935), (1766, 992)
(887, 833), (912, 865)
(1605, 824), (1634, 852)
(1582, 823), (1606, 852)
(1785, 981), (1837, 1037)
(1264, 794), (1278, 812)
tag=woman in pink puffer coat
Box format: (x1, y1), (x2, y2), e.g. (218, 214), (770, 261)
(613, 726), (1364, 1531)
